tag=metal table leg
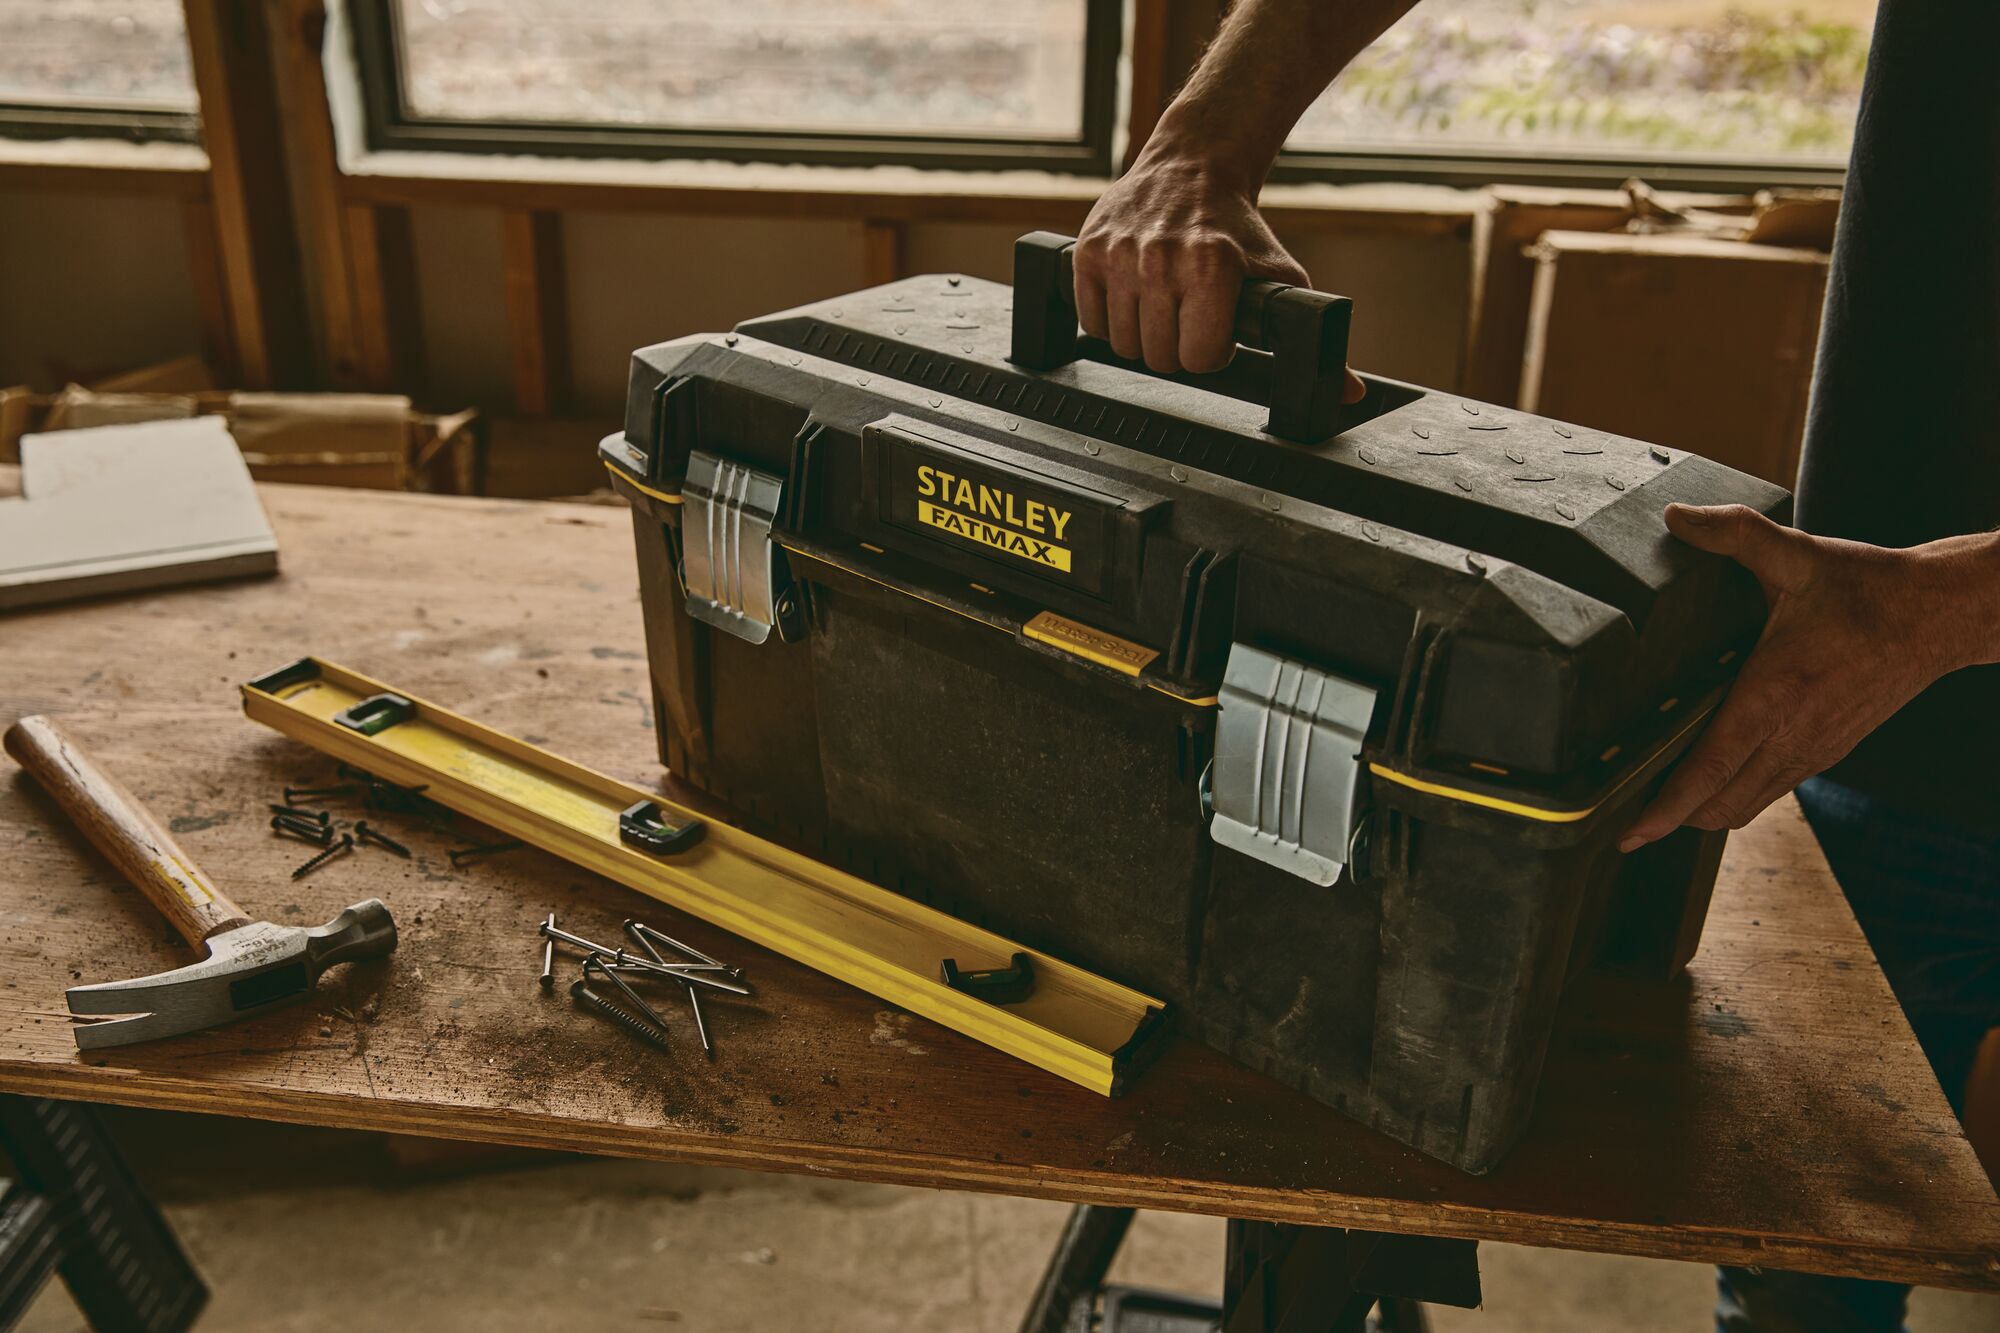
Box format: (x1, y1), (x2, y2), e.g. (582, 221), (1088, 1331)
(1020, 1204), (1138, 1333)
(0, 1097), (206, 1333)
(1019, 1206), (1479, 1333)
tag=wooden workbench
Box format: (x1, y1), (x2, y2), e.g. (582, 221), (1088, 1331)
(2, 485), (1996, 1293)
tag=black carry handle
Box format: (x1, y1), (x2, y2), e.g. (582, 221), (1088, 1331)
(1007, 230), (1354, 443)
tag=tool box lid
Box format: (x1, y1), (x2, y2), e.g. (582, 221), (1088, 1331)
(604, 233), (1788, 838)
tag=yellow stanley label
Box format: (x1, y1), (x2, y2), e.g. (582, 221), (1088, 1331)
(1023, 611), (1159, 676)
(874, 422), (1118, 595)
(914, 466), (1074, 573)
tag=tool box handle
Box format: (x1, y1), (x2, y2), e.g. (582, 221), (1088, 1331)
(1008, 230), (1354, 443)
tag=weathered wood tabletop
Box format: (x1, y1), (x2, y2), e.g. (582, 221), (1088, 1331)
(1, 485), (1995, 1292)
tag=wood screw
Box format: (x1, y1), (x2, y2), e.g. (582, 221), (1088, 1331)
(290, 834), (354, 880)
(570, 978), (670, 1050)
(448, 838), (524, 865)
(353, 821), (411, 858)
(271, 815), (333, 847)
(285, 783), (360, 803)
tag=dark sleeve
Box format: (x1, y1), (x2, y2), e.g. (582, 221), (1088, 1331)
(1794, 0), (2000, 547)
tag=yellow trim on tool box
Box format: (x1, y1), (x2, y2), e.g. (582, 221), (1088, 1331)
(241, 658), (1165, 1097)
(1365, 701), (1719, 824)
(605, 460), (683, 504)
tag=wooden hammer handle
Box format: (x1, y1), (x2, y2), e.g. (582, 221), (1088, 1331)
(4, 715), (250, 946)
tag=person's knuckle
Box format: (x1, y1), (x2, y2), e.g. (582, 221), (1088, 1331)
(1182, 342), (1231, 374)
(1758, 671), (1813, 721)
(1688, 798), (1740, 830)
(1136, 240), (1177, 284)
(1678, 756), (1737, 800)
(1183, 233), (1243, 274)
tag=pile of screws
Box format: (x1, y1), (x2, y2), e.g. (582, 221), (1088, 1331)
(539, 914), (747, 1059)
(268, 766), (534, 879)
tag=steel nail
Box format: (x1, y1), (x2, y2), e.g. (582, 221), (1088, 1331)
(628, 919), (730, 971)
(583, 953), (672, 1036)
(269, 803), (330, 824)
(539, 923), (748, 994)
(623, 918), (666, 965)
(539, 913), (556, 991)
(629, 920), (713, 1059)
(597, 957), (751, 997)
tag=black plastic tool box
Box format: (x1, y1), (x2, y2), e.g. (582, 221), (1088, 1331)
(601, 232), (1789, 1172)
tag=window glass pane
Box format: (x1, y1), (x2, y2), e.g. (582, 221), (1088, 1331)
(0, 0), (197, 113)
(394, 0), (1090, 139)
(1288, 0), (1875, 164)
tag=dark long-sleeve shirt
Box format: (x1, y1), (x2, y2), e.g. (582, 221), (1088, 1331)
(1794, 0), (2000, 830)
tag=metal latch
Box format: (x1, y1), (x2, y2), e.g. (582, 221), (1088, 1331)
(1207, 643), (1377, 887)
(681, 449), (789, 644)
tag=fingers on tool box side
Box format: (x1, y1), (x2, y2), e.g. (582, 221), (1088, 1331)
(4, 714), (252, 945)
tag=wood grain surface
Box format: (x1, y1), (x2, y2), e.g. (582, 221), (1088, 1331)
(0, 484), (1995, 1291)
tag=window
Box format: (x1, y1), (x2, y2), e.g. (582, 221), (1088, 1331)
(1279, 0), (1874, 187)
(0, 0), (199, 142)
(349, 0), (1122, 173)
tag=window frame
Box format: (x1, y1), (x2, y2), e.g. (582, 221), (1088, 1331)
(1269, 146), (1847, 193)
(346, 0), (1124, 175)
(0, 103), (198, 147)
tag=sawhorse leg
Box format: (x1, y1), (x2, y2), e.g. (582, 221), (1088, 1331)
(1020, 1206), (1480, 1333)
(0, 1096), (206, 1333)
(1019, 1204), (1137, 1333)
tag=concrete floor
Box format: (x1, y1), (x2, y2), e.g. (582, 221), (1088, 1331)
(14, 1110), (1999, 1332)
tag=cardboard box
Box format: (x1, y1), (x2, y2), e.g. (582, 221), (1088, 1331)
(1465, 187), (1639, 405)
(479, 416), (623, 500)
(1520, 231), (1830, 488)
(0, 385), (478, 493)
(1463, 183), (1834, 409)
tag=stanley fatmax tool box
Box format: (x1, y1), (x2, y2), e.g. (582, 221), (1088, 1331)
(600, 232), (1789, 1172)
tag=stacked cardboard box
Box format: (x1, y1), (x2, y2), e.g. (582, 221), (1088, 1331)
(1466, 185), (1840, 488)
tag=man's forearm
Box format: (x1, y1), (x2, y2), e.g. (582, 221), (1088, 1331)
(1143, 0), (1423, 187)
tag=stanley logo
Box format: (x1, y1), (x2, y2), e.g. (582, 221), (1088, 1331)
(914, 465), (1074, 574)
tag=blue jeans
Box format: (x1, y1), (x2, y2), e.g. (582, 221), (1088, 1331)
(1715, 777), (2000, 1333)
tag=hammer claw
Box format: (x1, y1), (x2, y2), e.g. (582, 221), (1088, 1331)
(70, 1010), (195, 1052)
(65, 978), (187, 1016)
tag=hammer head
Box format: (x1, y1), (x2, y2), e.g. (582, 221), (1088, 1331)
(66, 899), (398, 1050)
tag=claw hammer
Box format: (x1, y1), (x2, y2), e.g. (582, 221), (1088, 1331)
(4, 716), (397, 1051)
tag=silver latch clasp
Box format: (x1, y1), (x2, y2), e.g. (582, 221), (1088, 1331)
(1208, 643), (1377, 886)
(682, 449), (787, 644)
